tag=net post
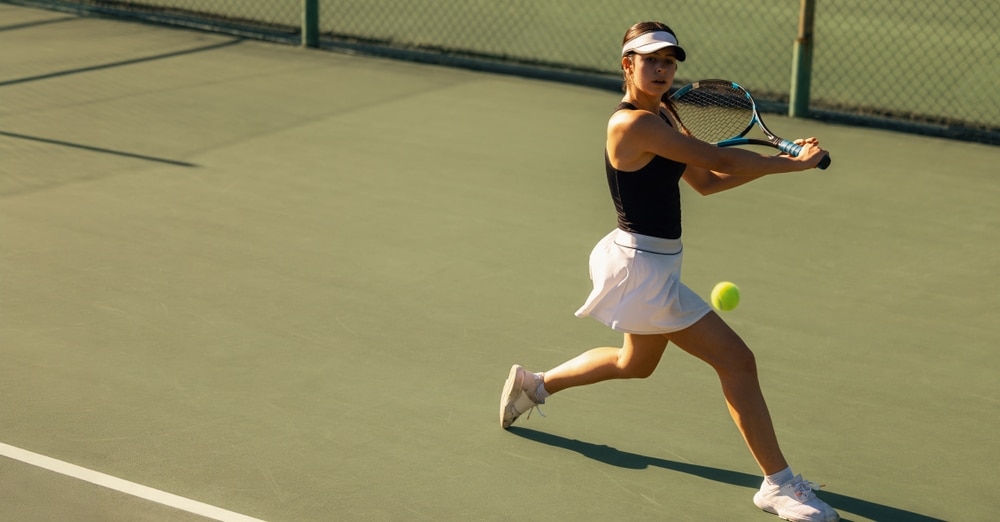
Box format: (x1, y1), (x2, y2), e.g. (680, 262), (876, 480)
(302, 0), (319, 48)
(789, 0), (816, 117)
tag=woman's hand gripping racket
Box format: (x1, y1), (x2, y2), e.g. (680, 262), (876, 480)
(670, 79), (831, 169)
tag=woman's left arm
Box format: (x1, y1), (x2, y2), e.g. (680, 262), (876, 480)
(681, 165), (766, 195)
(681, 138), (818, 195)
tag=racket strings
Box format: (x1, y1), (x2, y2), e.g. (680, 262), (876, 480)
(672, 83), (754, 143)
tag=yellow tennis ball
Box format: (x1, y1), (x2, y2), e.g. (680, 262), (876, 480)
(711, 281), (740, 311)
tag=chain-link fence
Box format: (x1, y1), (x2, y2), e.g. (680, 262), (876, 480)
(7, 0), (998, 144)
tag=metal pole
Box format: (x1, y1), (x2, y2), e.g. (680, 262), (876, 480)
(789, 0), (816, 117)
(302, 0), (319, 48)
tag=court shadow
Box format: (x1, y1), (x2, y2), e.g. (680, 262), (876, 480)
(507, 427), (944, 522)
(0, 38), (243, 87)
(0, 131), (197, 168)
(0, 15), (79, 32)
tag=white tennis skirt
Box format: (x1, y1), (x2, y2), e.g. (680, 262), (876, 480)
(575, 228), (712, 334)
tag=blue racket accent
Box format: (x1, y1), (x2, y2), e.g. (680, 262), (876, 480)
(669, 79), (830, 169)
(717, 136), (802, 156)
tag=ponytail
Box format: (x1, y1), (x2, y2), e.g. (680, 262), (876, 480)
(660, 95), (691, 136)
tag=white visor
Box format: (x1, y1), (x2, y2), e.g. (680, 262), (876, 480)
(621, 31), (686, 61)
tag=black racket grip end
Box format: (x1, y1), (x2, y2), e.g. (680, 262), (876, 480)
(817, 153), (831, 170)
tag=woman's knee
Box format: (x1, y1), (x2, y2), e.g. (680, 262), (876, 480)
(617, 334), (668, 379)
(717, 343), (758, 379)
(617, 357), (658, 379)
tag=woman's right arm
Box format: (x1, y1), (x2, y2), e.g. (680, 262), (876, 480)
(613, 110), (826, 176)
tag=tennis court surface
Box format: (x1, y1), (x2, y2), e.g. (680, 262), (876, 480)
(2, 5), (998, 521)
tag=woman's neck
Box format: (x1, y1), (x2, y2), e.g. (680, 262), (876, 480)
(622, 91), (663, 113)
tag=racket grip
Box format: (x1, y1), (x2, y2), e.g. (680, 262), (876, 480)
(779, 140), (830, 170)
(776, 140), (802, 157)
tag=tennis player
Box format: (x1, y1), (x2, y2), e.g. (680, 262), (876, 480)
(499, 21), (838, 522)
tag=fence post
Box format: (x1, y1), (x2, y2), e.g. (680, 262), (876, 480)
(302, 0), (319, 48)
(789, 0), (815, 117)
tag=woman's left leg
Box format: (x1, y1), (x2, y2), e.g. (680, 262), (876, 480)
(541, 333), (670, 394)
(500, 334), (668, 429)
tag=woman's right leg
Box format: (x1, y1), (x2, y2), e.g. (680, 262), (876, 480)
(665, 311), (839, 522)
(664, 311), (788, 475)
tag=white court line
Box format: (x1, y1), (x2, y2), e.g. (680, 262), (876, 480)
(0, 441), (266, 522)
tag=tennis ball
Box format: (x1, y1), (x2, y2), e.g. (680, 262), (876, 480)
(711, 281), (740, 311)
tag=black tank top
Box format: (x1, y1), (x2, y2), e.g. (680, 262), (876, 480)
(605, 102), (687, 239)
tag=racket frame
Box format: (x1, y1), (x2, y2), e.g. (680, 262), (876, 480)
(671, 80), (830, 169)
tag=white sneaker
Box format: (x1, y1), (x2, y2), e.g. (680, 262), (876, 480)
(499, 364), (544, 429)
(753, 475), (840, 522)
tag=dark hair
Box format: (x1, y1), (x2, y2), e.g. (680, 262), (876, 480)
(620, 21), (680, 89)
(620, 21), (690, 135)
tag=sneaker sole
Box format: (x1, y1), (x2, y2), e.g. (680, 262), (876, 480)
(753, 491), (781, 518)
(499, 364), (523, 429)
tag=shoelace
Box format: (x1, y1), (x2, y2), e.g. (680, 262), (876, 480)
(803, 479), (826, 490)
(523, 374), (547, 421)
(523, 403), (546, 421)
(790, 477), (825, 500)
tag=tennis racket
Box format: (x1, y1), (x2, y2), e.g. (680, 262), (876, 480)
(669, 79), (831, 170)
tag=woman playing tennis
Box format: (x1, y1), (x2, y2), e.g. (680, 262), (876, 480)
(499, 21), (838, 522)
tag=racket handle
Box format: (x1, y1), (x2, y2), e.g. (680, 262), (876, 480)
(817, 153), (831, 170)
(776, 139), (802, 157)
(778, 140), (831, 170)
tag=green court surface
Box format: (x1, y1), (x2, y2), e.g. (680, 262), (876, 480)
(2, 5), (998, 522)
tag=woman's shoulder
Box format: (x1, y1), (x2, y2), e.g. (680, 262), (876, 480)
(608, 106), (667, 135)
